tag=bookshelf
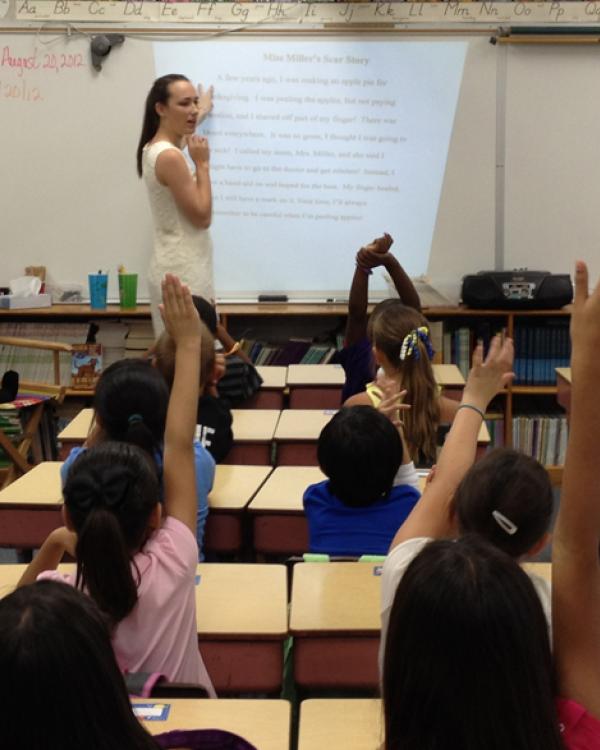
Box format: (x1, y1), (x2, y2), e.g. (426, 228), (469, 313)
(0, 304), (571, 464)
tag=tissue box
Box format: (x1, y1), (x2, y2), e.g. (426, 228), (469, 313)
(0, 293), (52, 309)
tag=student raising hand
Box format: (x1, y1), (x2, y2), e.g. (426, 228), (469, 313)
(389, 334), (514, 547)
(159, 274), (203, 536)
(553, 261), (600, 721)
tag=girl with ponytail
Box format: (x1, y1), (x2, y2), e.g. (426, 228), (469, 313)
(18, 275), (215, 695)
(346, 298), (458, 464)
(60, 354), (214, 557)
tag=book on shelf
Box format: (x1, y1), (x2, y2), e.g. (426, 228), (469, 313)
(125, 320), (155, 359)
(71, 343), (103, 391)
(512, 413), (568, 465)
(513, 320), (570, 386)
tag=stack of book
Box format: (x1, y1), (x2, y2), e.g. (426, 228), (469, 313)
(0, 411), (22, 468)
(512, 413), (568, 466)
(240, 338), (338, 366)
(513, 320), (570, 386)
(125, 320), (155, 359)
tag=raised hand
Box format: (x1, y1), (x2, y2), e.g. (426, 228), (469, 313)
(571, 261), (600, 374)
(356, 233), (394, 269)
(159, 273), (201, 346)
(196, 83), (214, 122)
(462, 335), (514, 413)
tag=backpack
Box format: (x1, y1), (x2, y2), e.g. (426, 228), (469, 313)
(216, 355), (263, 406)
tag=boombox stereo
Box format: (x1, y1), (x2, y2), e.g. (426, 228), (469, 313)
(461, 270), (573, 310)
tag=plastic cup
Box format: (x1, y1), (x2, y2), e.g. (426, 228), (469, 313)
(88, 274), (108, 310)
(118, 273), (138, 309)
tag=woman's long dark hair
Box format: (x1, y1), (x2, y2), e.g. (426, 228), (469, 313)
(64, 442), (159, 626)
(383, 535), (564, 750)
(136, 73), (190, 177)
(0, 581), (159, 750)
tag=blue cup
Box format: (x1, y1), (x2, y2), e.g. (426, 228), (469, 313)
(88, 274), (108, 310)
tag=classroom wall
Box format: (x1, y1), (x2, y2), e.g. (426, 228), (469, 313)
(1, 23), (597, 302)
(505, 44), (600, 285)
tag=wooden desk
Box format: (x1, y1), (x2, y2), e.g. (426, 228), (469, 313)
(290, 562), (382, 690)
(556, 366), (571, 417)
(249, 466), (324, 555)
(133, 698), (290, 750)
(0, 461), (63, 547)
(242, 366), (288, 410)
(0, 562), (287, 696)
(298, 699), (382, 750)
(249, 467), (427, 556)
(432, 363), (465, 387)
(225, 409), (281, 465)
(274, 410), (335, 466)
(57, 407), (94, 458)
(196, 563), (288, 694)
(0, 462), (271, 554)
(204, 465), (272, 554)
(287, 364), (344, 410)
(0, 563), (75, 599)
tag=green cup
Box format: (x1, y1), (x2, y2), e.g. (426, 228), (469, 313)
(118, 273), (138, 309)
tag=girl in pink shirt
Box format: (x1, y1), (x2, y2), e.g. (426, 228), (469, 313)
(19, 274), (214, 696)
(381, 265), (600, 750)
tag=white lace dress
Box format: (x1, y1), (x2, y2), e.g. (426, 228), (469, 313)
(143, 141), (214, 334)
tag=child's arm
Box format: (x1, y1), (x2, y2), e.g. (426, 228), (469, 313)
(17, 527), (77, 587)
(345, 234), (393, 347)
(553, 261), (600, 718)
(380, 252), (421, 312)
(389, 336), (514, 549)
(160, 274), (202, 535)
(215, 322), (252, 365)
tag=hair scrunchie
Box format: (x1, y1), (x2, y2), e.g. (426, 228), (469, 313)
(399, 326), (434, 361)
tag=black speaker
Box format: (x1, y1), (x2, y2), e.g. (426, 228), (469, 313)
(461, 271), (573, 310)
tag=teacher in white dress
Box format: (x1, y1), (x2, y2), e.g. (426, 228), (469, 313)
(136, 74), (215, 334)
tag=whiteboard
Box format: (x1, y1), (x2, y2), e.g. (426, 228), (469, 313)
(0, 32), (496, 302)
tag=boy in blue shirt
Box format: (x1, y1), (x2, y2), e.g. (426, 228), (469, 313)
(303, 403), (420, 557)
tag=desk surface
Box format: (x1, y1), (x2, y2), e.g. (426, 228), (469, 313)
(209, 465), (273, 510)
(58, 408), (94, 441)
(196, 563), (287, 637)
(59, 408), (284, 443)
(287, 364), (345, 386)
(432, 363), (465, 387)
(230, 409), (281, 442)
(249, 466), (426, 513)
(556, 367), (572, 384)
(0, 563), (75, 598)
(0, 461), (63, 506)
(249, 466), (325, 512)
(0, 562), (287, 637)
(298, 699), (382, 750)
(0, 462), (272, 512)
(274, 410), (336, 441)
(256, 366), (287, 389)
(134, 698), (290, 750)
(290, 562), (381, 635)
